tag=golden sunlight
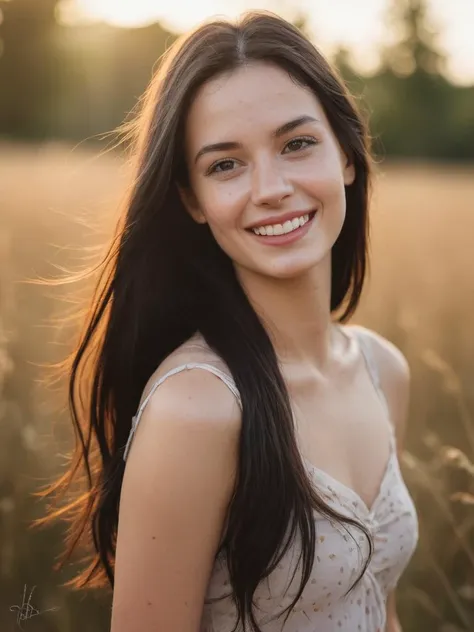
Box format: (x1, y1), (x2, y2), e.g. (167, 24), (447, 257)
(74, 0), (167, 27)
(72, 0), (259, 29)
(70, 0), (474, 85)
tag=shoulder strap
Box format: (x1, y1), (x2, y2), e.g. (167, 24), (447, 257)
(349, 327), (390, 416)
(123, 362), (241, 462)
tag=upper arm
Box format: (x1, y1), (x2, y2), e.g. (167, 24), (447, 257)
(111, 368), (241, 632)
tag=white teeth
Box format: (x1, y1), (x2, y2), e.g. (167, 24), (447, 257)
(282, 220), (293, 234)
(251, 213), (312, 236)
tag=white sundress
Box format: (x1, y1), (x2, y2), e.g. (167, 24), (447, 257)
(123, 326), (419, 632)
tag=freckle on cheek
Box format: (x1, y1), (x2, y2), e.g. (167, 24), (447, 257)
(147, 601), (152, 606)
(152, 536), (156, 540)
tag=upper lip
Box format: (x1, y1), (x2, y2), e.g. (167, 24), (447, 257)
(246, 209), (316, 230)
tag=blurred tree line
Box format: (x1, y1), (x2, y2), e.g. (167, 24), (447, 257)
(0, 0), (473, 160)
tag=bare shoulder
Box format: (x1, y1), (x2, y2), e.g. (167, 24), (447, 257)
(347, 324), (411, 446)
(114, 357), (242, 630)
(141, 358), (242, 430)
(348, 324), (410, 382)
(125, 352), (242, 473)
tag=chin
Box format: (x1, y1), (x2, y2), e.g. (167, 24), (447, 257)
(262, 258), (323, 280)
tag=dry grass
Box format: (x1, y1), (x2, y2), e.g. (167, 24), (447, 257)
(0, 142), (473, 631)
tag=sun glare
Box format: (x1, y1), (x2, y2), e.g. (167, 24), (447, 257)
(74, 0), (163, 27)
(71, 0), (474, 84)
(72, 0), (259, 29)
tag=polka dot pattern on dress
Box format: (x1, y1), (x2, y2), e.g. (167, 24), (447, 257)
(125, 329), (419, 632)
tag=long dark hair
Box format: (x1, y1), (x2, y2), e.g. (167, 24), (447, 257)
(34, 10), (373, 632)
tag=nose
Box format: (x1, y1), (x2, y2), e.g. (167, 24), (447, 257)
(251, 155), (294, 207)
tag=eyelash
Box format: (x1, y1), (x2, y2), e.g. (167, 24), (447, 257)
(205, 135), (318, 176)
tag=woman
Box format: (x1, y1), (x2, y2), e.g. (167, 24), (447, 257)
(37, 11), (418, 632)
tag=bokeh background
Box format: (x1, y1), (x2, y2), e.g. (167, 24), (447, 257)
(0, 0), (473, 630)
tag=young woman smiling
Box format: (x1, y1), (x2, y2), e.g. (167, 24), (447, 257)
(37, 11), (418, 632)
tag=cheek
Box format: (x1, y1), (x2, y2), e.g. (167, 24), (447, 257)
(206, 205), (238, 234)
(301, 152), (348, 207)
(197, 182), (246, 230)
(196, 188), (250, 261)
(311, 146), (346, 185)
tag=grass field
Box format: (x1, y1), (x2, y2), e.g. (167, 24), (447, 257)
(1, 142), (473, 631)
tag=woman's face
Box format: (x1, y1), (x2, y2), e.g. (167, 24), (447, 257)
(180, 61), (355, 280)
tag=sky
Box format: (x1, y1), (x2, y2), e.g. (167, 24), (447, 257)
(65, 0), (474, 85)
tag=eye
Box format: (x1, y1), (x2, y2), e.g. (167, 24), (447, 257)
(206, 159), (238, 176)
(283, 136), (318, 153)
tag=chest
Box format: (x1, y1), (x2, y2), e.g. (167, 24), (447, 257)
(287, 357), (394, 512)
(206, 500), (418, 629)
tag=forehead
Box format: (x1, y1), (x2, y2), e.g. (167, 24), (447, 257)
(184, 62), (327, 148)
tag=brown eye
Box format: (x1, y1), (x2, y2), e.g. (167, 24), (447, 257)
(284, 137), (318, 153)
(207, 159), (238, 175)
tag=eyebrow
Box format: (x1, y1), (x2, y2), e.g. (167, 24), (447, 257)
(193, 115), (319, 164)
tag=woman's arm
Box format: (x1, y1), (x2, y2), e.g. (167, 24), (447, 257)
(111, 367), (241, 632)
(386, 590), (403, 632)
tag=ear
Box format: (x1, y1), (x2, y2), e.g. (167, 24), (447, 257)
(338, 145), (356, 186)
(343, 159), (356, 186)
(177, 185), (207, 224)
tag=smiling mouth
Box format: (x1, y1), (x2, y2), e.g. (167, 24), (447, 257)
(246, 210), (317, 237)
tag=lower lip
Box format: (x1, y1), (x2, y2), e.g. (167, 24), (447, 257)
(248, 211), (318, 246)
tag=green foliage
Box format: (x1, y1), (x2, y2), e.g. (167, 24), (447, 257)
(0, 1), (472, 153)
(332, 0), (474, 161)
(0, 0), (60, 138)
(0, 0), (176, 142)
(381, 0), (446, 76)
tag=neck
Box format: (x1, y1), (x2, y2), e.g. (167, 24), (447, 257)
(236, 253), (342, 373)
